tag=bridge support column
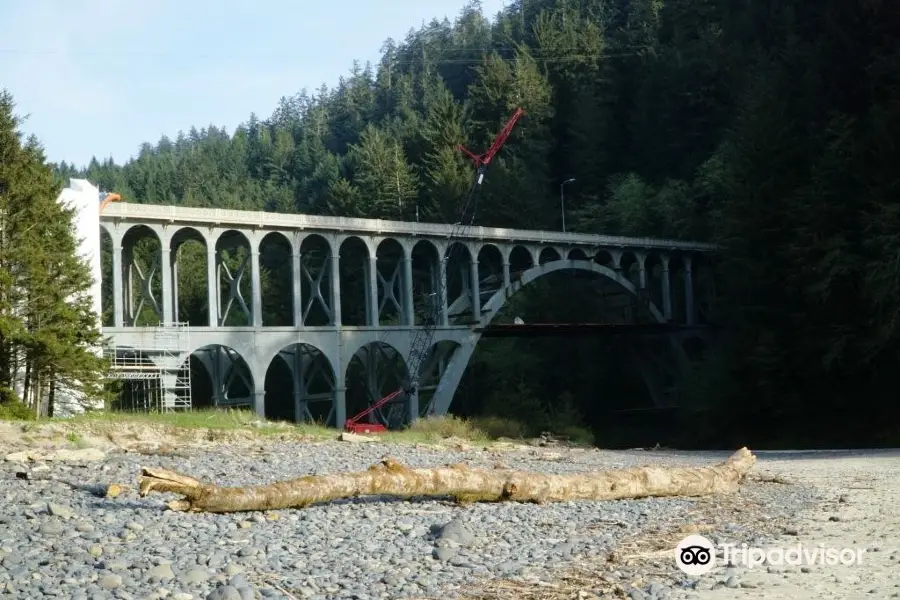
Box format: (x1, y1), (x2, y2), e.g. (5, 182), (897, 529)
(334, 386), (347, 428)
(469, 259), (480, 322)
(502, 261), (511, 290)
(331, 255), (342, 326)
(684, 256), (695, 325)
(172, 250), (180, 321)
(439, 258), (449, 326)
(161, 248), (174, 325)
(661, 256), (672, 321)
(251, 248), (263, 327)
(367, 256), (379, 327)
(253, 388), (265, 418)
(207, 247), (218, 327)
(112, 240), (124, 327)
(408, 387), (419, 423)
(403, 257), (414, 326)
(636, 252), (647, 290)
(292, 249), (302, 327)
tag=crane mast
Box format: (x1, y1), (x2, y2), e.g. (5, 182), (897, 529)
(344, 108), (525, 433)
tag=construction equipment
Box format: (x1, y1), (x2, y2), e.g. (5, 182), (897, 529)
(344, 107), (525, 433)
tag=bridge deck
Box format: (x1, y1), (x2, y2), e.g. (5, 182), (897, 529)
(101, 202), (717, 251)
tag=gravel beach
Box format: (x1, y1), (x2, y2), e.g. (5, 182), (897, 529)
(1, 423), (897, 600)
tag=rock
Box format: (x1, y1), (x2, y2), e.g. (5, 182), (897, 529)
(181, 568), (212, 584)
(147, 564), (175, 581)
(432, 547), (456, 561)
(432, 518), (474, 546)
(39, 521), (65, 536)
(47, 503), (74, 519)
(207, 586), (243, 600)
(99, 574), (122, 590)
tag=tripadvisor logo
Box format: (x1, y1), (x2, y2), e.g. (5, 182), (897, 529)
(674, 535), (866, 576)
(675, 534), (716, 575)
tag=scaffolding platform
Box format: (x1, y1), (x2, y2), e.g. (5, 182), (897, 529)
(105, 322), (192, 412)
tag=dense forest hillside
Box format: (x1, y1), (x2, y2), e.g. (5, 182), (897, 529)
(57, 0), (900, 448)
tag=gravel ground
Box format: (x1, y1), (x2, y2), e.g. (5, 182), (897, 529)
(0, 430), (894, 600)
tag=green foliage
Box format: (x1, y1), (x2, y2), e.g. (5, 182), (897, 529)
(0, 90), (108, 418)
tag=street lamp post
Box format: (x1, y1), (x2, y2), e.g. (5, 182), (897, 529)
(560, 178), (575, 232)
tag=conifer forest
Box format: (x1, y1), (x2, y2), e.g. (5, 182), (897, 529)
(34, 0), (900, 447)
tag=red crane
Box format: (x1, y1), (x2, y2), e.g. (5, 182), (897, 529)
(344, 107), (525, 434)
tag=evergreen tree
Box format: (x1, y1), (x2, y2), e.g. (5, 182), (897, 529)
(0, 90), (109, 416)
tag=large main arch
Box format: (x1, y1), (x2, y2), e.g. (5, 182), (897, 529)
(424, 259), (669, 416)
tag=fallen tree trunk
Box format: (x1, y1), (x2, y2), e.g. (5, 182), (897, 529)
(138, 447), (756, 513)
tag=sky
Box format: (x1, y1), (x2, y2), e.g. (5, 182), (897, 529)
(0, 0), (506, 169)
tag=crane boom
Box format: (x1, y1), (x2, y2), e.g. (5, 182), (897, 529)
(344, 108), (525, 433)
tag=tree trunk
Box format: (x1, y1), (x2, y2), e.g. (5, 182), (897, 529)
(139, 447), (757, 513)
(47, 374), (55, 418)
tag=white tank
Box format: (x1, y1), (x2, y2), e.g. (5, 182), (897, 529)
(51, 178), (105, 415)
(58, 178), (104, 328)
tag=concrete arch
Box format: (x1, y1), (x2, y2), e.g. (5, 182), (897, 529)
(343, 340), (410, 429)
(214, 228), (253, 251)
(538, 247), (562, 265)
(509, 245), (533, 271)
(411, 238), (440, 259)
(260, 230), (294, 253)
(185, 344), (256, 408)
(426, 260), (665, 417)
(337, 233), (375, 259)
(479, 259), (665, 327)
(121, 223), (163, 246)
(264, 342), (336, 424)
(170, 226), (207, 250)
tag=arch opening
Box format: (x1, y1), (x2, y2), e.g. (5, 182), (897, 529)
(411, 240), (440, 326)
(538, 247), (561, 265)
(264, 343), (336, 424)
(338, 236), (368, 326)
(121, 224), (163, 326)
(214, 230), (253, 326)
(259, 231), (293, 327)
(188, 344), (254, 408)
(299, 234), (334, 326)
(170, 227), (209, 326)
(444, 262), (678, 442)
(375, 238), (406, 326)
(99, 227), (114, 327)
(345, 342), (409, 429)
(444, 242), (474, 325)
(416, 340), (461, 418)
(477, 244), (504, 316)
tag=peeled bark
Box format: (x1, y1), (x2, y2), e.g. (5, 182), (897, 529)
(139, 447), (756, 513)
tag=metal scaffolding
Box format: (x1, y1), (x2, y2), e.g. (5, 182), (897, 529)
(105, 322), (192, 412)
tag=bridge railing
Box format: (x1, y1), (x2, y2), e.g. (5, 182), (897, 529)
(101, 203), (718, 251)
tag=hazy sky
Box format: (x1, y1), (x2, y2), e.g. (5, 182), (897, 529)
(0, 0), (506, 168)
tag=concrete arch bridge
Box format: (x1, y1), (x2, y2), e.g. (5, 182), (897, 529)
(99, 202), (716, 428)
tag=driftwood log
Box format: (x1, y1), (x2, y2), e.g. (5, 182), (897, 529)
(138, 447), (756, 513)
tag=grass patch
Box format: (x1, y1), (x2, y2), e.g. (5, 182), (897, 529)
(392, 415), (490, 443)
(4, 406), (546, 447)
(59, 408), (324, 434)
(0, 399), (34, 421)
